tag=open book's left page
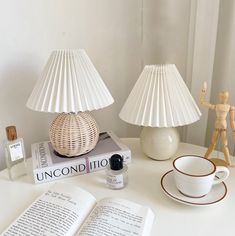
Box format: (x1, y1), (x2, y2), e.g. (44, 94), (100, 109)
(2, 183), (96, 236)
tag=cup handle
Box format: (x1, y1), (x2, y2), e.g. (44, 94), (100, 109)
(213, 166), (230, 185)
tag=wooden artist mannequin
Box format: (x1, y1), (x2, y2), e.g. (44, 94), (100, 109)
(200, 82), (235, 166)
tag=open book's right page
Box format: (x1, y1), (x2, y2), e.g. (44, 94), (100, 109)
(78, 198), (155, 236)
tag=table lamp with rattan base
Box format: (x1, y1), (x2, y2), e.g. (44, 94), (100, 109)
(27, 49), (114, 157)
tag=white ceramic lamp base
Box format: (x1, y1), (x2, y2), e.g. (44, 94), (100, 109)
(140, 127), (180, 160)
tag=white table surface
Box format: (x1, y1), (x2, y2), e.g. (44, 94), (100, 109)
(0, 139), (234, 236)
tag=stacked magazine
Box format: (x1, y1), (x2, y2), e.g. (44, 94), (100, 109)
(31, 131), (131, 183)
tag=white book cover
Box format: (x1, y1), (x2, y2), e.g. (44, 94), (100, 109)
(32, 131), (131, 183)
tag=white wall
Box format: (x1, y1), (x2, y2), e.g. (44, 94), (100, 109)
(0, 0), (192, 170)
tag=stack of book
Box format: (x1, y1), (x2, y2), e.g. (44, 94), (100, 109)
(31, 131), (131, 183)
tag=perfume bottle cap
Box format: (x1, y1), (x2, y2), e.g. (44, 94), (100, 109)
(6, 126), (17, 141)
(109, 154), (123, 171)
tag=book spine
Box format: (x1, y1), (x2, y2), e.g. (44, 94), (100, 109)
(33, 149), (131, 184)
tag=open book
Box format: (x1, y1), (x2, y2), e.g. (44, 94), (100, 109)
(2, 184), (155, 236)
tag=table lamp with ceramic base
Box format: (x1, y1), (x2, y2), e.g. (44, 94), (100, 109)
(120, 64), (201, 160)
(27, 49), (114, 157)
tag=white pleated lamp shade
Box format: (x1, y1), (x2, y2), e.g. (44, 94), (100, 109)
(26, 49), (114, 113)
(119, 64), (201, 127)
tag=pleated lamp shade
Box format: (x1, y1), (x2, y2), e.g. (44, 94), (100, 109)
(26, 49), (114, 113)
(119, 64), (201, 127)
(26, 49), (114, 157)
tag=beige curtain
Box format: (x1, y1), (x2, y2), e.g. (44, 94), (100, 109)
(206, 0), (235, 155)
(184, 0), (235, 155)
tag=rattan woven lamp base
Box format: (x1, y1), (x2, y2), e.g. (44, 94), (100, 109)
(49, 112), (99, 157)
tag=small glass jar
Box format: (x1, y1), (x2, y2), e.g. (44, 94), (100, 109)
(5, 126), (27, 180)
(106, 154), (128, 189)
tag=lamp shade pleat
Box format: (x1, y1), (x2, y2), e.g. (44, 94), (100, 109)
(119, 64), (201, 127)
(26, 49), (114, 113)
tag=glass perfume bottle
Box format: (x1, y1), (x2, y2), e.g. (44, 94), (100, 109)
(5, 126), (27, 180)
(106, 154), (128, 189)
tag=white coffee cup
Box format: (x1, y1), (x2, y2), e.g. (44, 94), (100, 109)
(173, 155), (229, 198)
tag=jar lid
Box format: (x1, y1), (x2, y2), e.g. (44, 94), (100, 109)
(109, 154), (123, 171)
(6, 126), (17, 141)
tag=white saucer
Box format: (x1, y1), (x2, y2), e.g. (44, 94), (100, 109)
(160, 170), (227, 206)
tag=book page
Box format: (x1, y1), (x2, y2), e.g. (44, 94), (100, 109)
(77, 198), (155, 236)
(2, 183), (96, 236)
